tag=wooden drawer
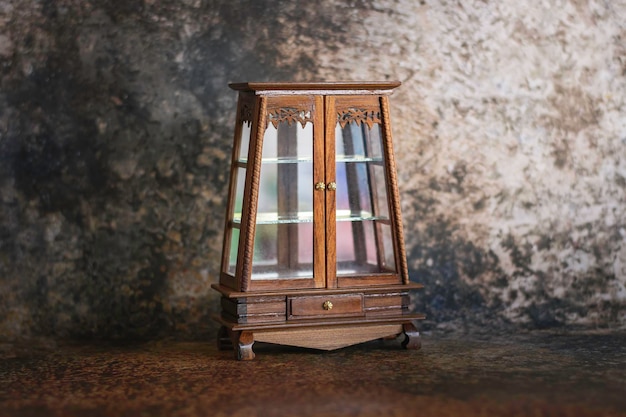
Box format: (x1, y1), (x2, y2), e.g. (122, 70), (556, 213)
(221, 296), (286, 324)
(363, 292), (409, 317)
(288, 294), (364, 320)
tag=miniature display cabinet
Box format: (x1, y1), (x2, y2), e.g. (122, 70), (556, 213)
(212, 81), (424, 360)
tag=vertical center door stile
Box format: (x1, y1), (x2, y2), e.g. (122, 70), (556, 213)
(312, 95), (328, 289)
(323, 95), (337, 289)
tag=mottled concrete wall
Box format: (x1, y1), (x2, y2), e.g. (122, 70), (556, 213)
(0, 0), (624, 341)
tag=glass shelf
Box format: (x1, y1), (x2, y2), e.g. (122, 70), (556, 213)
(238, 156), (382, 165)
(335, 155), (383, 163)
(336, 261), (396, 276)
(233, 212), (314, 225)
(250, 267), (315, 280)
(336, 210), (389, 223)
(248, 262), (396, 280)
(232, 210), (389, 226)
(238, 157), (314, 164)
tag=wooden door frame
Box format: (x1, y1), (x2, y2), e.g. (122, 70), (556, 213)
(243, 95), (326, 292)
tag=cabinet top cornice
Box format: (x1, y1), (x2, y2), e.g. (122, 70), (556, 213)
(229, 81), (401, 95)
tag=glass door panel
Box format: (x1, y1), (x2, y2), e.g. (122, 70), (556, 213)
(336, 220), (395, 274)
(336, 121), (383, 160)
(334, 120), (397, 277)
(251, 223), (314, 279)
(255, 162), (314, 222)
(251, 119), (314, 280)
(261, 120), (313, 162)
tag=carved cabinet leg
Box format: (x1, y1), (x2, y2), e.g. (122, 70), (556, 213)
(235, 331), (255, 361)
(401, 322), (421, 350)
(217, 326), (233, 351)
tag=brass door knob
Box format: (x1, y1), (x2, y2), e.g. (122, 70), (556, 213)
(315, 182), (326, 191)
(327, 182), (337, 191)
(322, 300), (333, 311)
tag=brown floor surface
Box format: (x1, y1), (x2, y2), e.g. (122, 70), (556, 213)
(0, 331), (625, 417)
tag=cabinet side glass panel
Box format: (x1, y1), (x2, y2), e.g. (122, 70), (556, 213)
(239, 121), (251, 161)
(251, 119), (314, 280)
(232, 167), (246, 223)
(227, 166), (246, 275)
(335, 121), (397, 276)
(227, 228), (240, 275)
(225, 121), (250, 276)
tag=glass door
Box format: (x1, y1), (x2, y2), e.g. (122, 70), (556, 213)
(251, 111), (314, 280)
(326, 96), (401, 288)
(240, 95), (326, 291)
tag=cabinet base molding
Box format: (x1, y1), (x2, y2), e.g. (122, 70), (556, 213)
(216, 317), (422, 360)
(253, 323), (403, 350)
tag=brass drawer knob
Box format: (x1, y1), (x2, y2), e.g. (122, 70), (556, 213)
(322, 300), (333, 311)
(327, 181), (337, 191)
(315, 182), (326, 191)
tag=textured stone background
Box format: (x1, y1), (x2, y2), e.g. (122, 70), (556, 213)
(0, 0), (624, 342)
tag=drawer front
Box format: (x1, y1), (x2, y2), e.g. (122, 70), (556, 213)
(221, 296), (286, 324)
(363, 292), (409, 317)
(288, 294), (364, 320)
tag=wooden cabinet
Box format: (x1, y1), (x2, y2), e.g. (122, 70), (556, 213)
(212, 82), (424, 360)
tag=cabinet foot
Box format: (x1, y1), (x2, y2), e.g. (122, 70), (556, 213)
(235, 331), (255, 361)
(401, 322), (421, 350)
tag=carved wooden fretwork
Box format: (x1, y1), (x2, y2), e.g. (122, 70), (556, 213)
(239, 95), (255, 126)
(267, 107), (313, 129)
(337, 107), (381, 129)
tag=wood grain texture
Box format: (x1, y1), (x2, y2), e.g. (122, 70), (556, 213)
(363, 293), (408, 309)
(363, 293), (408, 317)
(401, 322), (421, 350)
(324, 95), (338, 289)
(211, 282), (423, 298)
(237, 96), (267, 291)
(215, 313), (425, 332)
(337, 274), (401, 288)
(218, 273), (238, 292)
(380, 96), (409, 285)
(236, 331), (255, 360)
(229, 81), (402, 92)
(219, 93), (247, 287)
(247, 278), (321, 292)
(288, 294), (364, 319)
(254, 324), (403, 350)
(313, 94), (327, 289)
(220, 297), (286, 323)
